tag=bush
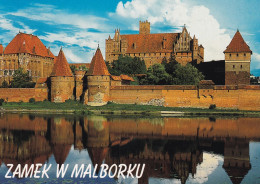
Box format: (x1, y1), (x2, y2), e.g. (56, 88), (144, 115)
(1, 80), (9, 88)
(29, 98), (36, 103)
(0, 98), (5, 106)
(209, 104), (216, 109)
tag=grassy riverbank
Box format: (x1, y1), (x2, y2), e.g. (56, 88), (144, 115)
(1, 100), (260, 117)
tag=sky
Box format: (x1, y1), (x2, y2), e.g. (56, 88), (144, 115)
(0, 0), (259, 75)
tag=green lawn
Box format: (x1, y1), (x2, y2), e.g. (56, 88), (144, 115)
(1, 100), (260, 117)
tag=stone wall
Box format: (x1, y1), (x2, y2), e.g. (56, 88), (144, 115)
(110, 85), (260, 111)
(0, 88), (48, 102)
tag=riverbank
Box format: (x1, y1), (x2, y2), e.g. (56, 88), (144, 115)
(1, 100), (260, 117)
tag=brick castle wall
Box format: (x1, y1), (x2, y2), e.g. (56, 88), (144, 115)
(0, 88), (48, 102)
(110, 85), (260, 111)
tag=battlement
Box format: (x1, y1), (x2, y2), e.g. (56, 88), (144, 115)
(139, 20), (150, 34)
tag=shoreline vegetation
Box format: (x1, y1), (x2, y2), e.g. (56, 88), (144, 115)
(0, 100), (260, 117)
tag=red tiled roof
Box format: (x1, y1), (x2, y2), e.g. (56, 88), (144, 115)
(111, 75), (121, 81)
(121, 33), (178, 53)
(86, 47), (110, 76)
(36, 77), (47, 84)
(51, 48), (73, 77)
(0, 44), (3, 54)
(4, 32), (55, 58)
(120, 74), (135, 81)
(199, 80), (215, 85)
(224, 31), (252, 53)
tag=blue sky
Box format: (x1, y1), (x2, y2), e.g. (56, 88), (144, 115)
(0, 0), (259, 75)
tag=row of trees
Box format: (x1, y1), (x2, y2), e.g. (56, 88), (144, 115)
(106, 55), (204, 85)
(70, 65), (88, 75)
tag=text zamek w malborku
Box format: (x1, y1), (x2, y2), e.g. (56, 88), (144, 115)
(5, 164), (146, 179)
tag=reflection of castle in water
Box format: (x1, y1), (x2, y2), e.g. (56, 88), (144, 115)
(0, 114), (259, 183)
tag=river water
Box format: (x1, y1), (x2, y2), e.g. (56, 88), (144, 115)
(0, 113), (259, 184)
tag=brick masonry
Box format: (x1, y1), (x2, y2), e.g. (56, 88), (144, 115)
(110, 85), (260, 111)
(0, 88), (48, 102)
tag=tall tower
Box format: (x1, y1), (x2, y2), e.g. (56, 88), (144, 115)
(50, 48), (74, 102)
(192, 35), (198, 61)
(86, 46), (111, 106)
(224, 30), (252, 85)
(139, 20), (150, 34)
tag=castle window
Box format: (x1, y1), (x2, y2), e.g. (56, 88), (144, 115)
(241, 65), (242, 69)
(237, 53), (239, 57)
(233, 65), (235, 69)
(244, 53), (246, 57)
(229, 54), (231, 57)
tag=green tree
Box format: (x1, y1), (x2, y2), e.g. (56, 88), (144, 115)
(171, 63), (204, 85)
(140, 64), (171, 85)
(108, 55), (147, 75)
(1, 80), (9, 88)
(78, 65), (88, 72)
(70, 65), (77, 75)
(10, 68), (35, 88)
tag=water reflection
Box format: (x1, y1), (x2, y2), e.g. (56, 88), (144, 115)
(0, 114), (259, 184)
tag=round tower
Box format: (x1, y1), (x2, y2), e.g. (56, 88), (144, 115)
(50, 48), (74, 102)
(86, 46), (111, 106)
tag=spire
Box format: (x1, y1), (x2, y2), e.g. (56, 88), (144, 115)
(51, 48), (73, 77)
(224, 30), (252, 53)
(86, 47), (110, 76)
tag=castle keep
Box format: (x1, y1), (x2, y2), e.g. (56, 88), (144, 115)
(106, 21), (204, 68)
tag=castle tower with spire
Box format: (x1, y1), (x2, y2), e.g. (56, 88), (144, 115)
(224, 30), (252, 85)
(50, 48), (74, 102)
(86, 46), (111, 106)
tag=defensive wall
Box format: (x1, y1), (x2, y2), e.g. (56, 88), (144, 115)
(110, 85), (260, 111)
(0, 88), (48, 102)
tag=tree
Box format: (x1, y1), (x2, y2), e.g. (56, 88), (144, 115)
(171, 63), (204, 85)
(10, 68), (35, 88)
(70, 65), (77, 75)
(140, 64), (171, 85)
(1, 80), (9, 88)
(78, 65), (88, 72)
(108, 55), (147, 75)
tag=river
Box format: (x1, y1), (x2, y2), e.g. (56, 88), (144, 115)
(0, 113), (259, 184)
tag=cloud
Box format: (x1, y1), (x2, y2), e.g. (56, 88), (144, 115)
(10, 3), (109, 31)
(252, 53), (260, 69)
(0, 15), (36, 43)
(187, 152), (222, 183)
(111, 0), (231, 61)
(6, 3), (111, 62)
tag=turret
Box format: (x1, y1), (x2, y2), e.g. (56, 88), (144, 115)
(139, 20), (150, 34)
(86, 46), (111, 106)
(192, 35), (198, 61)
(50, 48), (74, 102)
(224, 30), (252, 85)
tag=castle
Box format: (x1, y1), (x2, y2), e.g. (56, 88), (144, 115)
(0, 32), (55, 84)
(106, 21), (204, 68)
(0, 23), (259, 111)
